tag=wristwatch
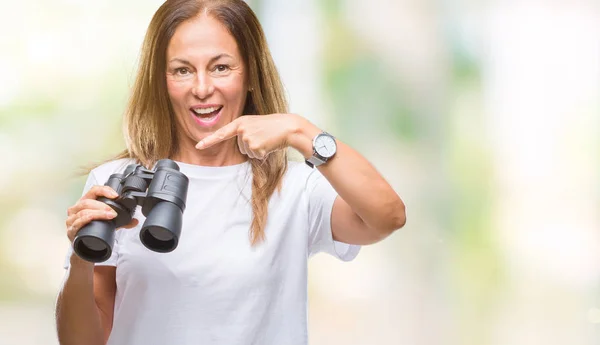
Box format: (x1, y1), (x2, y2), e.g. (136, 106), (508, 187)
(305, 132), (337, 168)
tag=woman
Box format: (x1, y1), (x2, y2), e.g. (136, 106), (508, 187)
(56, 0), (406, 344)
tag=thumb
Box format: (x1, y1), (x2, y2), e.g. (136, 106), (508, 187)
(119, 218), (139, 230)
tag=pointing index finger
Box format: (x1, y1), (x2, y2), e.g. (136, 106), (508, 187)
(196, 119), (241, 149)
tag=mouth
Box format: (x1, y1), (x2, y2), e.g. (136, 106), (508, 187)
(190, 105), (223, 127)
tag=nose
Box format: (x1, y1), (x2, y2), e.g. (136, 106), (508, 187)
(192, 72), (214, 99)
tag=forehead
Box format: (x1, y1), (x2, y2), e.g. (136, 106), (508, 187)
(167, 14), (240, 60)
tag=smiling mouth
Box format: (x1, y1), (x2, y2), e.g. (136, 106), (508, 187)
(190, 106), (223, 127)
(191, 105), (222, 118)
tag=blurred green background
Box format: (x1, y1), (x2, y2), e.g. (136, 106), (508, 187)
(1, 0), (599, 344)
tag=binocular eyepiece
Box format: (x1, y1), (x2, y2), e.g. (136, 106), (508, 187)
(73, 159), (189, 263)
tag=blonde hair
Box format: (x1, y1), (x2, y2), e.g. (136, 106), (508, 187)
(88, 0), (288, 245)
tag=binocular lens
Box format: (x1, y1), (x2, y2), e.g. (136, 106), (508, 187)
(140, 226), (176, 252)
(73, 220), (115, 262)
(139, 201), (182, 253)
(148, 227), (173, 241)
(75, 238), (110, 262)
(81, 237), (107, 251)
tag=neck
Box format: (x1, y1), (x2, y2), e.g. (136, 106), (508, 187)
(171, 137), (247, 167)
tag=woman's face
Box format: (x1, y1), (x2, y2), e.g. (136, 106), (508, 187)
(166, 14), (248, 145)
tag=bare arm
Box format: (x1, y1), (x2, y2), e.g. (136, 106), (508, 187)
(288, 116), (406, 245)
(57, 184), (138, 345)
(196, 113), (406, 245)
(56, 256), (116, 345)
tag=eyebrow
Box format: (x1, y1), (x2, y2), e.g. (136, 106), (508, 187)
(168, 53), (233, 65)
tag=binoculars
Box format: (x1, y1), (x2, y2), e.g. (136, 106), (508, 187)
(73, 159), (189, 263)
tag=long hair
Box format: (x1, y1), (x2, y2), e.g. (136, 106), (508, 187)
(89, 0), (288, 245)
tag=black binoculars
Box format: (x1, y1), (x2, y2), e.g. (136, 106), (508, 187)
(73, 159), (189, 263)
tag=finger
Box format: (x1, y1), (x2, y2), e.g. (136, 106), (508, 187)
(196, 119), (241, 149)
(119, 218), (139, 230)
(244, 141), (256, 159)
(67, 209), (118, 241)
(237, 135), (247, 156)
(246, 139), (267, 159)
(67, 207), (116, 229)
(246, 139), (266, 160)
(244, 141), (254, 158)
(255, 149), (267, 160)
(80, 185), (119, 202)
(67, 199), (115, 217)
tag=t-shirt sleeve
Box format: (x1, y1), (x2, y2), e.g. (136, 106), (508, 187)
(306, 168), (360, 261)
(63, 171), (121, 269)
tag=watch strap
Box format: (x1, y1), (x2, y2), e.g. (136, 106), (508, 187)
(305, 155), (326, 168)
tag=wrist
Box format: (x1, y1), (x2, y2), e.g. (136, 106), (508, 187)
(70, 252), (95, 271)
(287, 114), (321, 159)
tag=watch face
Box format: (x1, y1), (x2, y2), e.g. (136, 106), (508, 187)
(314, 134), (337, 158)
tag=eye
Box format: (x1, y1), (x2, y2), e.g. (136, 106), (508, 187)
(214, 64), (230, 72)
(174, 67), (191, 76)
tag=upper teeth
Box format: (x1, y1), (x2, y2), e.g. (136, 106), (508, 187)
(193, 106), (220, 115)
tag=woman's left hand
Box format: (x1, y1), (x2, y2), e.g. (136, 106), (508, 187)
(195, 114), (317, 159)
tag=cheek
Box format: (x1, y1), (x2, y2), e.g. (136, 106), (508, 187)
(166, 79), (189, 105)
(216, 78), (246, 104)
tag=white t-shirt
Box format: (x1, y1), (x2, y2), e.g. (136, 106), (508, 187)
(64, 158), (360, 345)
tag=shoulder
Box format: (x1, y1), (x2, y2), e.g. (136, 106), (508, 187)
(89, 158), (137, 183)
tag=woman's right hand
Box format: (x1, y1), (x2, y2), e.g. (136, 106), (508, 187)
(66, 185), (139, 244)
